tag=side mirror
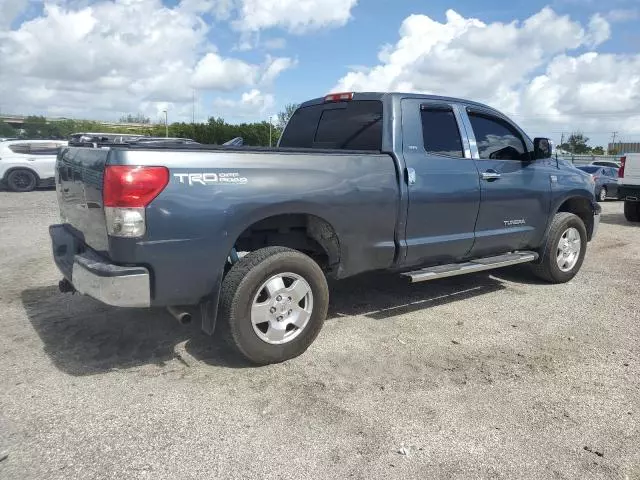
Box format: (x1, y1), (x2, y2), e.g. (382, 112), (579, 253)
(533, 137), (552, 160)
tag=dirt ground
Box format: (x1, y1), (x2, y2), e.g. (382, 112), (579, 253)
(0, 190), (638, 480)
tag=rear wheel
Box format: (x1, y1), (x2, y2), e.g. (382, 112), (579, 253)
(7, 169), (37, 192)
(624, 200), (640, 222)
(219, 246), (329, 365)
(530, 212), (587, 283)
(598, 187), (607, 202)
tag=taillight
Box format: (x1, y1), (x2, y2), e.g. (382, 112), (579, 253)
(324, 92), (353, 102)
(619, 156), (626, 178)
(103, 166), (169, 238)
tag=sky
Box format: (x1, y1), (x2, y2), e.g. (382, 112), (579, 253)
(1, 0), (639, 147)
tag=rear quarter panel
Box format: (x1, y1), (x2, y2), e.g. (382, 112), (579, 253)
(108, 149), (399, 306)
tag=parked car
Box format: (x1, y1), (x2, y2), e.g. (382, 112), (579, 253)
(68, 132), (145, 146)
(49, 92), (600, 364)
(576, 165), (619, 201)
(0, 139), (68, 191)
(618, 154), (640, 222)
(591, 160), (621, 169)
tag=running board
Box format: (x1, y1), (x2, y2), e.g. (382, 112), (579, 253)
(402, 251), (538, 283)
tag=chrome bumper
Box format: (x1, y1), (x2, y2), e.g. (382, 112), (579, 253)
(50, 224), (151, 308)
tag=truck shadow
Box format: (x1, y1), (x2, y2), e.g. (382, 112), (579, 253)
(22, 270), (517, 375)
(599, 212), (637, 227)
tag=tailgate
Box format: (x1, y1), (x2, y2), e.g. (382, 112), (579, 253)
(56, 147), (110, 253)
(622, 154), (640, 185)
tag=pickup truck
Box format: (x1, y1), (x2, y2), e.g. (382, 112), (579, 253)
(618, 154), (640, 222)
(49, 92), (601, 365)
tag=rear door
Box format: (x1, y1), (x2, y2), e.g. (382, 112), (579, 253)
(401, 99), (480, 266)
(463, 107), (551, 257)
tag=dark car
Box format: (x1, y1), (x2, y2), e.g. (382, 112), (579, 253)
(576, 166), (619, 201)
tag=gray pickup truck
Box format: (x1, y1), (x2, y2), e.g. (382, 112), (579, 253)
(50, 92), (600, 364)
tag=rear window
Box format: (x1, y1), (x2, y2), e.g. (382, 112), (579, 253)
(279, 100), (383, 151)
(420, 106), (464, 157)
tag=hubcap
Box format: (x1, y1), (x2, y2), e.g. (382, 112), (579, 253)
(14, 172), (33, 189)
(556, 227), (581, 272)
(250, 272), (313, 345)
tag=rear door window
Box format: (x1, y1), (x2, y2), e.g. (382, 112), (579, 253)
(420, 106), (464, 158)
(29, 143), (64, 155)
(279, 100), (383, 150)
(8, 143), (30, 154)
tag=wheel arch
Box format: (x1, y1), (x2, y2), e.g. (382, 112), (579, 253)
(3, 166), (41, 183)
(553, 195), (596, 240)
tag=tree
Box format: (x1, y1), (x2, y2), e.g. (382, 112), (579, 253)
(592, 146), (605, 155)
(275, 103), (298, 129)
(0, 120), (16, 137)
(559, 132), (591, 154)
(119, 113), (150, 124)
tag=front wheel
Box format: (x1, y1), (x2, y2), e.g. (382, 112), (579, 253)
(530, 212), (587, 283)
(219, 247), (329, 365)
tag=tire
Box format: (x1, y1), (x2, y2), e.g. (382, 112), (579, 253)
(530, 212), (587, 283)
(6, 169), (37, 192)
(598, 187), (607, 202)
(624, 200), (640, 222)
(219, 246), (329, 365)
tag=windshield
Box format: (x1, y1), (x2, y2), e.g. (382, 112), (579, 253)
(279, 100), (383, 151)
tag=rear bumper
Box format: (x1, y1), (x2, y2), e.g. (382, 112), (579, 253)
(619, 184), (640, 201)
(49, 224), (150, 308)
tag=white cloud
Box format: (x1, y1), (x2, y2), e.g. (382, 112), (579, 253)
(235, 0), (358, 33)
(192, 53), (259, 90)
(606, 8), (639, 22)
(0, 0), (29, 29)
(0, 0), (294, 120)
(212, 89), (275, 118)
(260, 56), (297, 85)
(333, 8), (640, 144)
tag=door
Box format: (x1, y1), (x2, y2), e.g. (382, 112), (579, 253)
(463, 107), (552, 257)
(29, 142), (64, 179)
(401, 99), (481, 267)
(603, 168), (619, 196)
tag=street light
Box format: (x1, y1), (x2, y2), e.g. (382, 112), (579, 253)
(162, 110), (168, 138)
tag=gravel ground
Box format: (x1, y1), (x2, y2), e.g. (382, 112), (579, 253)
(0, 190), (639, 480)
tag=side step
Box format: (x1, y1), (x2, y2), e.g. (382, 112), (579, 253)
(402, 251), (538, 283)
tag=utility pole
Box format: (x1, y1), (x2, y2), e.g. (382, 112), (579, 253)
(610, 131), (618, 154)
(268, 115), (273, 147)
(162, 110), (168, 138)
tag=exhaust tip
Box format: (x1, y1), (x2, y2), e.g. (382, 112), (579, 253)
(167, 306), (192, 325)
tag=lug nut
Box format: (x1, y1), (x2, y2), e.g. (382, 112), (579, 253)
(288, 310), (292, 315)
(276, 295), (282, 301)
(277, 316), (283, 321)
(270, 307), (276, 314)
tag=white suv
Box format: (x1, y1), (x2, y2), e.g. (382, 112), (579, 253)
(618, 153), (640, 222)
(0, 140), (68, 192)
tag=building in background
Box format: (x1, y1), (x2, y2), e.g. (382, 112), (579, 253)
(609, 142), (640, 154)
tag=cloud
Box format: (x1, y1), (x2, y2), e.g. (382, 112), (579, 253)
(332, 8), (640, 142)
(0, 0), (294, 120)
(606, 8), (639, 22)
(212, 89), (275, 118)
(235, 0), (358, 33)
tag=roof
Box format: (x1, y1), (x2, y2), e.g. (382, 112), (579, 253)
(0, 139), (68, 145)
(300, 91), (503, 114)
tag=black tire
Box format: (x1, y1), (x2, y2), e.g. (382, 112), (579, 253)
(624, 200), (640, 222)
(219, 246), (329, 365)
(7, 169), (37, 192)
(530, 212), (587, 283)
(598, 187), (607, 202)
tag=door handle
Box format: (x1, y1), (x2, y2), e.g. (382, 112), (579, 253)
(407, 167), (416, 185)
(480, 170), (501, 181)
